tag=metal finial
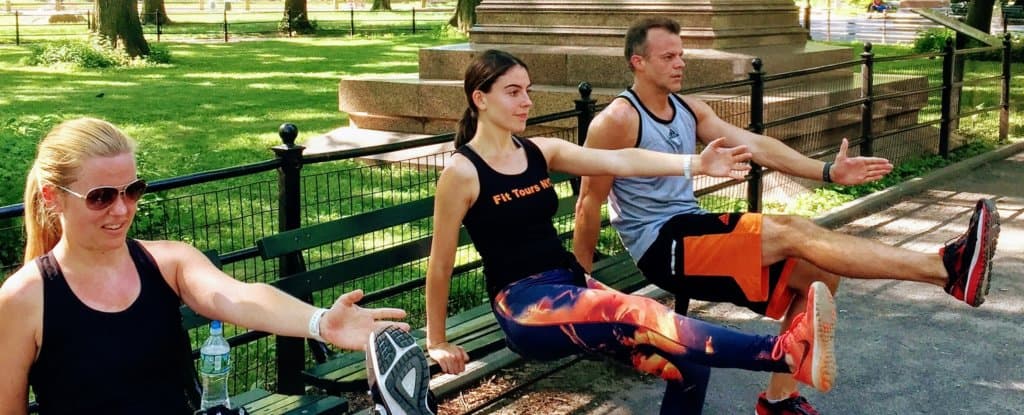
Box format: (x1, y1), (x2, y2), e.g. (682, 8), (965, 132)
(278, 123), (298, 147)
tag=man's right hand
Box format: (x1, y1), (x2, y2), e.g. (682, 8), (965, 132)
(427, 342), (470, 374)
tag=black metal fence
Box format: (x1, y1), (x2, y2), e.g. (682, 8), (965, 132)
(0, 7), (450, 44)
(0, 35), (1015, 394)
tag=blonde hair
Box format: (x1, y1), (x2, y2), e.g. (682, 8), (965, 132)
(23, 117), (137, 263)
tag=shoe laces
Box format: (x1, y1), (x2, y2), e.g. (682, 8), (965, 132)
(780, 395), (819, 415)
(770, 312), (807, 363)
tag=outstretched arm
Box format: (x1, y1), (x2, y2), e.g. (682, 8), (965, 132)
(537, 136), (751, 180)
(424, 159), (474, 375)
(160, 241), (408, 351)
(684, 96), (893, 185)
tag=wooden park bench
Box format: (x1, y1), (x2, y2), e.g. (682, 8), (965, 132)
(251, 172), (647, 407)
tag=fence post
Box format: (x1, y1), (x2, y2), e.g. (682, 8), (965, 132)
(87, 10), (92, 31)
(349, 6), (355, 35)
(572, 81), (596, 195)
(5, 0), (11, 13)
(940, 37), (954, 158)
(285, 8), (292, 37)
(999, 33), (1010, 144)
(826, 7), (831, 42)
(156, 10), (161, 42)
(223, 8), (228, 42)
(746, 58), (765, 213)
(245, 0), (250, 11)
(412, 7), (416, 34)
(803, 0), (811, 34)
(14, 11), (19, 46)
(860, 42), (875, 157)
(271, 123), (307, 395)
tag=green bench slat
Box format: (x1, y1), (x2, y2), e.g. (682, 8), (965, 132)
(258, 172), (574, 261)
(233, 388), (347, 415)
(267, 230), (475, 301)
(258, 197), (436, 259)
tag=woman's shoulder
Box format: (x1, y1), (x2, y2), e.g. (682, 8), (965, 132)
(440, 153), (480, 182)
(134, 239), (205, 266)
(0, 263), (43, 312)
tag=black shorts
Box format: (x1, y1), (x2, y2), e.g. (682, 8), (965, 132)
(636, 212), (796, 319)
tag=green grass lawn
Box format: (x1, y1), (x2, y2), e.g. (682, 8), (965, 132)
(0, 32), (466, 205)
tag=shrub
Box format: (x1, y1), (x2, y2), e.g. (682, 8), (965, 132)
(25, 40), (129, 69)
(25, 40), (172, 68)
(913, 28), (952, 53)
(914, 28), (1024, 62)
(47, 13), (87, 24)
(145, 43), (172, 64)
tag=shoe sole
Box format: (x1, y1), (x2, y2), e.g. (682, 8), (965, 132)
(368, 326), (433, 415)
(965, 199), (1000, 307)
(808, 281), (836, 392)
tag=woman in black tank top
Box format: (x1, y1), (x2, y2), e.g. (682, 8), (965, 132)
(423, 50), (842, 404)
(0, 118), (411, 414)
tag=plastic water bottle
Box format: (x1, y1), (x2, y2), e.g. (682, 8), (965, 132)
(199, 320), (232, 410)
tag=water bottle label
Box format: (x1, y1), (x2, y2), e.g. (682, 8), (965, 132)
(201, 353), (230, 375)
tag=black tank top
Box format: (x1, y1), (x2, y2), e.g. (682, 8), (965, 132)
(28, 239), (193, 415)
(457, 138), (578, 299)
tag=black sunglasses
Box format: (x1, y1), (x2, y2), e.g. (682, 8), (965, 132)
(56, 179), (148, 211)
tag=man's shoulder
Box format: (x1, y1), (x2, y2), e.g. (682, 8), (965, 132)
(593, 97), (639, 129)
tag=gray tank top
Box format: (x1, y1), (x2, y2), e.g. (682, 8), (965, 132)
(608, 89), (704, 262)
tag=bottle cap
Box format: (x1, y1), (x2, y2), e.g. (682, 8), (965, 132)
(210, 320), (223, 335)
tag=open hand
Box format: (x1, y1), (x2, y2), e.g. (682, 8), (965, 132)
(427, 342), (470, 374)
(320, 289), (409, 351)
(699, 137), (753, 180)
(830, 138), (893, 185)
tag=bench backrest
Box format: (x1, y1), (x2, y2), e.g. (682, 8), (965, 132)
(254, 172), (578, 304)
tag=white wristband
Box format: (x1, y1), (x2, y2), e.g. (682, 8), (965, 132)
(308, 308), (328, 341)
(683, 155), (693, 180)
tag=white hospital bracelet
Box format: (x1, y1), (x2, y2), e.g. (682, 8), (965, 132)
(683, 155), (693, 179)
(308, 308), (328, 341)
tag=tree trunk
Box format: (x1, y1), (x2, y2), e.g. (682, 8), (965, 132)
(96, 0), (149, 57)
(283, 0), (315, 34)
(141, 0), (171, 25)
(951, 0), (996, 131)
(964, 0), (997, 33)
(448, 0), (480, 32)
(370, 0), (390, 10)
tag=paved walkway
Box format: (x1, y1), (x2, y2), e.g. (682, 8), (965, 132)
(481, 142), (1024, 414)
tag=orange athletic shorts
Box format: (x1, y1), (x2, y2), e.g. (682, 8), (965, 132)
(636, 212), (796, 320)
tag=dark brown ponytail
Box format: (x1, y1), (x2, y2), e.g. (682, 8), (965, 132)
(454, 49), (528, 148)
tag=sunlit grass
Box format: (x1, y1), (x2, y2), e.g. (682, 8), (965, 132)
(0, 33), (465, 204)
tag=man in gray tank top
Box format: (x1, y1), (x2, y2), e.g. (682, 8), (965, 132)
(573, 17), (1001, 415)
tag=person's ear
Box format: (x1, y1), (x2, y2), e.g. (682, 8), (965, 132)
(472, 90), (487, 112)
(630, 54), (644, 70)
(40, 184), (63, 213)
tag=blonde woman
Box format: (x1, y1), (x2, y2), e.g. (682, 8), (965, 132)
(0, 118), (410, 414)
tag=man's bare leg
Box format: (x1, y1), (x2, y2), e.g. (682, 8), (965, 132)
(761, 215), (946, 287)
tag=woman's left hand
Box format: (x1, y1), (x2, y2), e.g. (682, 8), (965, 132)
(320, 289), (410, 351)
(699, 137), (753, 180)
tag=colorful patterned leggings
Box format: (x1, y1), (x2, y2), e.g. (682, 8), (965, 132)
(493, 268), (790, 384)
